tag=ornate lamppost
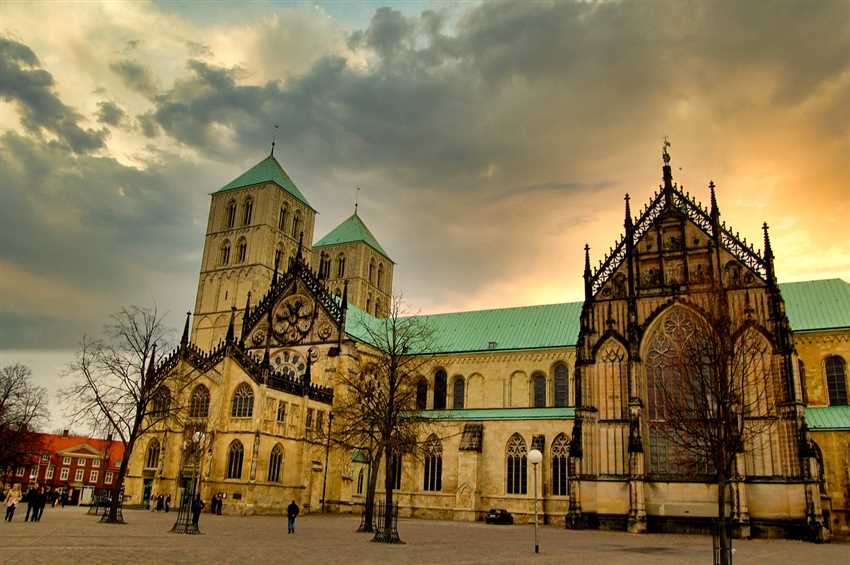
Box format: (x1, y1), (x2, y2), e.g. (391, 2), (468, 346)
(171, 429), (205, 534)
(528, 448), (543, 554)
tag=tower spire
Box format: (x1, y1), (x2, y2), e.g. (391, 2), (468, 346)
(583, 243), (592, 301)
(624, 193), (633, 230)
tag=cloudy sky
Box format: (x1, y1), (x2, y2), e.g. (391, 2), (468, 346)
(2, 0), (850, 425)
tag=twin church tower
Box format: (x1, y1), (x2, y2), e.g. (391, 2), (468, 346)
(191, 152), (394, 350)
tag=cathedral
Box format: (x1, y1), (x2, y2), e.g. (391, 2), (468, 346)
(123, 146), (850, 540)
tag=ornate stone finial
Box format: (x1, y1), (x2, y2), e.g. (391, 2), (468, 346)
(662, 136), (671, 165)
(762, 222), (774, 261)
(181, 311), (191, 346)
(709, 180), (719, 219)
(661, 137), (674, 202)
(583, 244), (591, 277)
(624, 193), (633, 229)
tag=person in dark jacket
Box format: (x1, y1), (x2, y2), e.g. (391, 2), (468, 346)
(286, 500), (299, 534)
(23, 488), (36, 522)
(191, 495), (205, 528)
(165, 494), (171, 513)
(32, 487), (45, 522)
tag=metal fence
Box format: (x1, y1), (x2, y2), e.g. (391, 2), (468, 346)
(372, 499), (402, 544)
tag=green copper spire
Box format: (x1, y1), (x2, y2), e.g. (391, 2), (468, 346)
(314, 211), (392, 261)
(215, 154), (314, 210)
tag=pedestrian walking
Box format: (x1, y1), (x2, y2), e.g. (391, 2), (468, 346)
(191, 495), (205, 528)
(59, 492), (67, 509)
(156, 494), (164, 512)
(32, 487), (45, 522)
(216, 493), (223, 515)
(23, 487), (36, 522)
(165, 494), (171, 512)
(286, 500), (299, 534)
(4, 485), (21, 522)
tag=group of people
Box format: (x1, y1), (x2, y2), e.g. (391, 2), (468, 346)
(209, 492), (225, 515)
(3, 485), (52, 522)
(148, 493), (171, 512)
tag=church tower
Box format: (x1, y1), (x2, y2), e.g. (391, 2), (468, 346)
(192, 151), (317, 348)
(312, 209), (393, 317)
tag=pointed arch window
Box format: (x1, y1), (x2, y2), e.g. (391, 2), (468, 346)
(291, 211), (302, 239)
(190, 385), (210, 418)
(422, 435), (442, 491)
(389, 451), (402, 491)
(268, 444), (283, 483)
(145, 439), (160, 469)
(319, 252), (331, 278)
(532, 373), (546, 408)
(369, 259), (376, 284)
(551, 433), (569, 496)
(452, 376), (465, 409)
(554, 363), (569, 407)
(151, 387), (171, 416)
(433, 370), (447, 410)
(236, 238), (247, 263)
(242, 197), (253, 225)
(377, 263), (384, 289)
(506, 433), (527, 494)
(826, 356), (848, 406)
(231, 382), (254, 418)
(334, 253), (345, 278)
(278, 206), (288, 231)
(226, 440), (244, 479)
(225, 200), (237, 228)
(416, 379), (428, 410)
(220, 240), (231, 266)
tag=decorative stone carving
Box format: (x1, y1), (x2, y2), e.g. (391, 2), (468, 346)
(272, 294), (315, 343)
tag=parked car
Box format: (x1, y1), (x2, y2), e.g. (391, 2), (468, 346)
(485, 508), (514, 524)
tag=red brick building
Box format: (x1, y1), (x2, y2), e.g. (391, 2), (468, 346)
(3, 431), (125, 505)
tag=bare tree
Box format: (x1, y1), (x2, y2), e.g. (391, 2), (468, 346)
(333, 296), (435, 543)
(0, 364), (49, 477)
(650, 288), (778, 565)
(63, 305), (189, 523)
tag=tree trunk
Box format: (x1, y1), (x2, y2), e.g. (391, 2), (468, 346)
(105, 438), (133, 523)
(717, 474), (731, 565)
(360, 447), (382, 533)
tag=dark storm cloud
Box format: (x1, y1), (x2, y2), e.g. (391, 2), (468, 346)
(109, 58), (158, 97)
(95, 100), (126, 127)
(136, 111), (160, 138)
(0, 36), (106, 154)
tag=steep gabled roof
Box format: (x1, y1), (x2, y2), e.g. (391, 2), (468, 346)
(215, 154), (314, 210)
(314, 212), (392, 261)
(344, 279), (850, 354)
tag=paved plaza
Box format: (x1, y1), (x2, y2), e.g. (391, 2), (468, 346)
(0, 505), (847, 564)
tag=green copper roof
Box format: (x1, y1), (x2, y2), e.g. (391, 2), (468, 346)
(779, 279), (850, 331)
(314, 212), (391, 260)
(215, 155), (313, 210)
(345, 279), (850, 355)
(806, 406), (850, 430)
(420, 407), (575, 421)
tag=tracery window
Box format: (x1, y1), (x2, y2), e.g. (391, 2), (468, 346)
(422, 435), (442, 491)
(319, 252), (331, 278)
(236, 238), (247, 263)
(220, 240), (231, 266)
(243, 197), (253, 225)
(506, 433), (527, 494)
(416, 379), (428, 410)
(433, 370), (447, 410)
(151, 387), (171, 416)
(337, 254), (346, 278)
(231, 382), (254, 418)
(551, 433), (569, 496)
(276, 401), (286, 423)
(389, 451), (402, 491)
(826, 356), (848, 406)
(532, 373), (546, 408)
(189, 385), (210, 418)
(278, 207), (288, 231)
(452, 376), (465, 409)
(145, 439), (160, 469)
(225, 200), (236, 228)
(554, 363), (569, 407)
(268, 444), (283, 483)
(226, 440), (244, 479)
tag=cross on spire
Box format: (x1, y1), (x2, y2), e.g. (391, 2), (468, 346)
(270, 124), (280, 156)
(354, 186), (360, 214)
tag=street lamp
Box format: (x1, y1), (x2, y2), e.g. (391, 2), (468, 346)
(528, 448), (543, 554)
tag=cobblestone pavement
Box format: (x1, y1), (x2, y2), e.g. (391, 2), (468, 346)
(0, 505), (846, 564)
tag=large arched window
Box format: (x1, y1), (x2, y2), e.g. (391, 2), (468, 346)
(551, 433), (569, 496)
(389, 451), (402, 491)
(236, 237), (247, 263)
(554, 363), (569, 407)
(268, 444), (283, 482)
(220, 240), (231, 266)
(452, 376), (465, 409)
(145, 439), (160, 469)
(422, 435), (442, 492)
(826, 356), (848, 406)
(291, 211), (301, 239)
(369, 259), (375, 284)
(532, 373), (546, 408)
(416, 379), (428, 410)
(151, 387), (171, 416)
(433, 370), (447, 410)
(337, 253), (346, 278)
(231, 383), (254, 418)
(189, 385), (210, 418)
(226, 440), (244, 479)
(506, 433), (527, 494)
(377, 263), (384, 289)
(242, 196), (253, 225)
(278, 206), (288, 232)
(225, 200), (236, 228)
